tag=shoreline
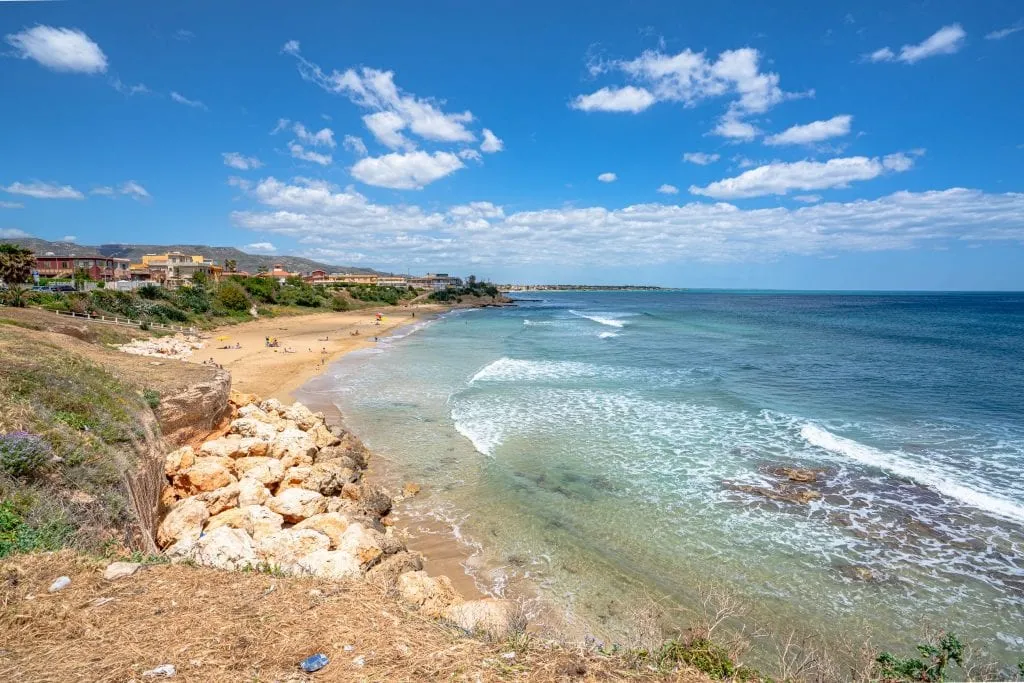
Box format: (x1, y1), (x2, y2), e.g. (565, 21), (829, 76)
(206, 304), (499, 603)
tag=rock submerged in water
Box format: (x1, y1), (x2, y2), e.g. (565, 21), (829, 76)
(726, 482), (822, 505)
(770, 466), (824, 484)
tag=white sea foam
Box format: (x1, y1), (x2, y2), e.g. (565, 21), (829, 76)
(598, 331), (618, 339)
(568, 310), (627, 328)
(470, 357), (609, 384)
(801, 423), (1024, 525)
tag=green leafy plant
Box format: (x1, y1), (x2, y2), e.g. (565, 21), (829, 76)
(142, 389), (160, 410)
(216, 280), (252, 311)
(0, 431), (52, 477)
(875, 632), (964, 682)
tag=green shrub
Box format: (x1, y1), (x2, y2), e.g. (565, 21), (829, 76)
(175, 284), (211, 314)
(330, 294), (352, 312)
(876, 632), (964, 682)
(142, 389), (160, 410)
(148, 303), (189, 323)
(217, 281), (252, 311)
(137, 283), (164, 300)
(0, 431), (52, 477)
(235, 275), (279, 304)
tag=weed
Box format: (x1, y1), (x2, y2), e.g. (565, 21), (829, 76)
(0, 431), (52, 477)
(142, 389), (160, 410)
(876, 632), (964, 682)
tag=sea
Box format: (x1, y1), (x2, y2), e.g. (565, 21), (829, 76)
(299, 291), (1024, 666)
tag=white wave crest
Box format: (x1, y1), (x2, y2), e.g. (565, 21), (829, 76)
(470, 357), (609, 384)
(801, 424), (1024, 525)
(569, 310), (626, 328)
(598, 331), (619, 339)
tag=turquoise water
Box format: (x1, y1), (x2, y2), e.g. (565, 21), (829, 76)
(302, 292), (1024, 664)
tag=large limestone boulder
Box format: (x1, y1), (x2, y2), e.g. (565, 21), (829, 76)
(235, 457), (285, 485)
(230, 390), (259, 407)
(296, 549), (362, 580)
(337, 522), (389, 569)
(267, 487), (327, 523)
(173, 458), (237, 495)
(236, 403), (270, 421)
(352, 484), (392, 517)
(270, 428), (318, 467)
(365, 551), (424, 592)
(191, 526), (258, 571)
(309, 423), (340, 449)
(206, 505), (283, 541)
(157, 498), (209, 548)
(257, 528), (331, 571)
(193, 482), (240, 515)
(442, 599), (521, 640)
(282, 402), (319, 430)
(237, 477), (270, 506)
(200, 436), (269, 459)
(303, 460), (356, 496)
(398, 570), (461, 617)
(164, 446), (196, 478)
(277, 466), (313, 492)
(294, 512), (350, 548)
(259, 398), (285, 415)
(230, 417), (278, 442)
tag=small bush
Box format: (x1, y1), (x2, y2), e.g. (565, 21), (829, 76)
(142, 389), (160, 410)
(217, 281), (251, 311)
(0, 431), (52, 477)
(137, 283), (164, 300)
(876, 632), (964, 682)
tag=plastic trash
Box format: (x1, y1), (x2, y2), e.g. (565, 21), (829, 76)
(48, 576), (71, 592)
(300, 653), (329, 673)
(141, 664), (176, 678)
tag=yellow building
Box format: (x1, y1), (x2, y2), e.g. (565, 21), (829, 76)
(133, 252), (216, 288)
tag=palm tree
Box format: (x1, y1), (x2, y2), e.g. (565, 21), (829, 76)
(0, 243), (35, 307)
(0, 243), (34, 286)
(225, 258), (237, 273)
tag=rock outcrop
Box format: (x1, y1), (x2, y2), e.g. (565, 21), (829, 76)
(154, 394), (496, 637)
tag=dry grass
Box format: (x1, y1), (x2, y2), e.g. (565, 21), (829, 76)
(0, 552), (711, 682)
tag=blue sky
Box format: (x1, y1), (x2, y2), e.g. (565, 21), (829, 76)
(1, 1), (1023, 289)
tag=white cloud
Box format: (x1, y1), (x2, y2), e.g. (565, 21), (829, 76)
(271, 118), (291, 135)
(3, 181), (84, 200)
(657, 184), (679, 194)
(571, 86), (656, 113)
(4, 25), (108, 74)
(690, 154), (914, 199)
(343, 135), (368, 157)
(227, 176), (252, 191)
(0, 201), (24, 209)
(230, 180), (1024, 266)
(289, 143), (333, 166)
(222, 152), (264, 170)
(245, 242), (277, 253)
(865, 47), (896, 63)
(60, 235), (77, 242)
(363, 111), (415, 151)
(575, 46), (810, 139)
(459, 148), (483, 162)
(683, 152), (720, 165)
(712, 112), (759, 141)
(120, 181), (150, 200)
(293, 123), (335, 148)
(986, 24), (1023, 40)
(867, 24), (967, 64)
(285, 44), (479, 146)
(170, 91), (206, 109)
(111, 78), (149, 96)
(793, 194), (822, 203)
(350, 151), (464, 190)
(0, 228), (31, 238)
(91, 186), (115, 196)
(764, 114), (853, 146)
(598, 172), (618, 183)
(480, 128), (504, 153)
(174, 29), (195, 42)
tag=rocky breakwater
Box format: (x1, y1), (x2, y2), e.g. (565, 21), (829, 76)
(157, 395), (521, 639)
(118, 333), (204, 360)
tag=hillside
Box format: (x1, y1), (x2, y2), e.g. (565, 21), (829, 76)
(0, 237), (382, 276)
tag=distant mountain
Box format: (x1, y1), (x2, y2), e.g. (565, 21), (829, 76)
(0, 238), (382, 275)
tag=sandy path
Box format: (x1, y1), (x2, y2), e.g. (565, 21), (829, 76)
(201, 306), (445, 401)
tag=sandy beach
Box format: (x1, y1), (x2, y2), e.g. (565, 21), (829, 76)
(200, 305), (446, 402)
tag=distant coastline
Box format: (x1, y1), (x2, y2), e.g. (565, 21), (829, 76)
(499, 284), (671, 292)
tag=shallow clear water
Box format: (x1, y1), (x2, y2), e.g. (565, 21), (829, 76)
(304, 292), (1024, 664)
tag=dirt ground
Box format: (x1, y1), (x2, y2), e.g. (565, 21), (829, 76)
(0, 552), (705, 682)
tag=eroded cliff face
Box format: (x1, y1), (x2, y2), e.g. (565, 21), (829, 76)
(155, 369), (232, 447)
